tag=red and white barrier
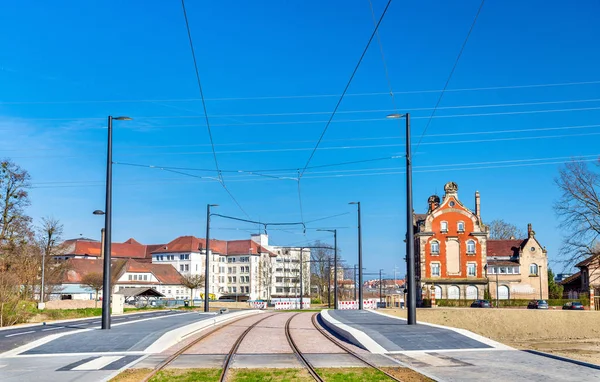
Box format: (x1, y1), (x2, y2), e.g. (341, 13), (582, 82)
(339, 299), (377, 310)
(274, 301), (311, 310)
(248, 301), (267, 309)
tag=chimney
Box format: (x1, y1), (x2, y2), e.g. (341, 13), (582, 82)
(527, 223), (534, 238)
(475, 191), (481, 218)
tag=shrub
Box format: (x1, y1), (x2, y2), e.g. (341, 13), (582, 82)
(311, 298), (322, 304)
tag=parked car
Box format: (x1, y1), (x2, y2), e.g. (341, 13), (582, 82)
(470, 299), (491, 308)
(563, 301), (585, 310)
(527, 300), (549, 309)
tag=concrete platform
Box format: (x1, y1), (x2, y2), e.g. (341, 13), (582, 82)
(321, 310), (503, 353)
(319, 310), (600, 381)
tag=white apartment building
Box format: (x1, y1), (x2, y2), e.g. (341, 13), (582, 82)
(149, 234), (311, 301)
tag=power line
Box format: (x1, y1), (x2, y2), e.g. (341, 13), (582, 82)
(300, 0), (393, 176)
(3, 80), (600, 105)
(415, 0), (485, 152)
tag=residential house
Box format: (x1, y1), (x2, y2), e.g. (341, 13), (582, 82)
(59, 237), (163, 263)
(559, 253), (600, 298)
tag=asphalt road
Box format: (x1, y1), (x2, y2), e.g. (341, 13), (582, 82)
(0, 310), (185, 354)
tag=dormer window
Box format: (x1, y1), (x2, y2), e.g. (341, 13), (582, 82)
(431, 241), (440, 254)
(441, 221), (448, 233)
(458, 222), (465, 232)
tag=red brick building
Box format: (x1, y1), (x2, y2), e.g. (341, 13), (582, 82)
(414, 181), (488, 300)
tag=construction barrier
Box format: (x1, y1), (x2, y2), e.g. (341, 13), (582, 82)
(274, 301), (306, 309)
(248, 301), (267, 309)
(339, 300), (377, 310)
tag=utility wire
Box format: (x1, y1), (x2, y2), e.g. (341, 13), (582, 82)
(300, 0), (393, 176)
(180, 0), (250, 218)
(4, 80), (600, 104)
(414, 0), (485, 152)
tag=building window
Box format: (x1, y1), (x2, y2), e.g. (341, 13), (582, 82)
(144, 275), (148, 281)
(467, 240), (476, 254)
(180, 265), (184, 272)
(431, 241), (440, 254)
(128, 275), (132, 281)
(276, 277), (283, 283)
(431, 263), (441, 277)
(133, 275), (138, 280)
(441, 221), (448, 233)
(276, 287), (283, 293)
(184, 264), (189, 271)
(514, 266), (520, 274)
(458, 222), (465, 232)
(467, 263), (476, 276)
(530, 263), (538, 276)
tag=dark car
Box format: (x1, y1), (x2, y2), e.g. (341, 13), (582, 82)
(527, 300), (549, 309)
(470, 299), (491, 308)
(563, 301), (585, 310)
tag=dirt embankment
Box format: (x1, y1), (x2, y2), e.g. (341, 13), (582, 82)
(384, 308), (600, 365)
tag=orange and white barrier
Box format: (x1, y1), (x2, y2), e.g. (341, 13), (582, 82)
(339, 300), (377, 310)
(248, 301), (267, 309)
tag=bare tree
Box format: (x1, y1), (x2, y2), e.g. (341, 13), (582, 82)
(310, 241), (333, 301)
(488, 219), (526, 240)
(180, 274), (205, 305)
(81, 272), (103, 308)
(555, 160), (600, 267)
(36, 217), (66, 301)
(258, 255), (274, 301)
(0, 159), (31, 248)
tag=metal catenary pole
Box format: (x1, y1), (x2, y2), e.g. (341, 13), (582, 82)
(405, 113), (417, 325)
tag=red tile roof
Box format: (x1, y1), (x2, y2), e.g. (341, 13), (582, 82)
(487, 259), (520, 266)
(487, 239), (524, 257)
(151, 236), (228, 254)
(226, 239), (276, 256)
(64, 258), (182, 285)
(62, 238), (161, 262)
(558, 271), (581, 286)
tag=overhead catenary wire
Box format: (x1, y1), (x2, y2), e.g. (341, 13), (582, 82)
(414, 0), (486, 153)
(3, 80), (600, 104)
(180, 0), (250, 218)
(300, 0), (394, 177)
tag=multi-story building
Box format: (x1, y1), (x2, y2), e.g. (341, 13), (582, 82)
(414, 181), (548, 302)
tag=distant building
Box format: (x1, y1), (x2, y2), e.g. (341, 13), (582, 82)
(555, 273), (573, 282)
(559, 253), (600, 298)
(414, 181), (549, 302)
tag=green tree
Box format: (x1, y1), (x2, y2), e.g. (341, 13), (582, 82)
(81, 272), (103, 308)
(547, 268), (564, 299)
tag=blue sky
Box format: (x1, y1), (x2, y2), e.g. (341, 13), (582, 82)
(1, 0), (599, 278)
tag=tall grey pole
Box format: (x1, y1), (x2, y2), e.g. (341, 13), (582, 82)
(327, 258), (331, 308)
(333, 229), (338, 309)
(379, 269), (383, 307)
(204, 204), (211, 312)
(406, 113), (417, 325)
(102, 116), (113, 330)
(496, 271), (499, 308)
(353, 264), (357, 301)
(539, 265), (543, 300)
(40, 247), (46, 304)
(300, 248), (304, 309)
(357, 202), (363, 310)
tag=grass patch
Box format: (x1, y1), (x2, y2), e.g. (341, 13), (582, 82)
(39, 308), (103, 320)
(149, 368), (221, 382)
(382, 367), (435, 382)
(315, 368), (393, 382)
(229, 368), (312, 381)
(110, 368), (153, 382)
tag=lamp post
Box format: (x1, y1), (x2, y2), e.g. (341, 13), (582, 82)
(99, 115), (132, 330)
(387, 112), (416, 325)
(484, 264), (490, 300)
(379, 269), (384, 308)
(353, 264), (357, 301)
(317, 229), (337, 309)
(205, 204), (218, 312)
(496, 268), (499, 308)
(349, 202), (363, 309)
(300, 248), (304, 309)
(539, 265), (543, 300)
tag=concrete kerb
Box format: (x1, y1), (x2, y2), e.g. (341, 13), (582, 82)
(0, 308), (182, 332)
(319, 310), (387, 354)
(144, 309), (263, 354)
(370, 310), (513, 351)
(0, 311), (197, 358)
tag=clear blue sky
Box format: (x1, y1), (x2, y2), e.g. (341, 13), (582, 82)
(1, 0), (599, 278)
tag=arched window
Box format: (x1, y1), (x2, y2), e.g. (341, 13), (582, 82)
(440, 221), (448, 232)
(467, 240), (476, 254)
(434, 286), (442, 299)
(529, 263), (538, 276)
(458, 221), (465, 232)
(466, 285), (478, 300)
(431, 241), (440, 254)
(448, 286), (460, 300)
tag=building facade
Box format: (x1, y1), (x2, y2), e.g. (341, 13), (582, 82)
(415, 181), (549, 302)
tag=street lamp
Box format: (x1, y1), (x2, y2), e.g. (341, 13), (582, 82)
(349, 202), (363, 310)
(100, 116), (132, 330)
(205, 204), (218, 312)
(317, 229), (337, 309)
(386, 112), (416, 325)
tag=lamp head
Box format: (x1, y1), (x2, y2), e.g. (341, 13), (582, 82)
(386, 113), (405, 119)
(93, 210), (105, 215)
(113, 116), (133, 121)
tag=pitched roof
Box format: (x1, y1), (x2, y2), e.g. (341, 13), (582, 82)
(487, 259), (520, 266)
(558, 271), (581, 286)
(116, 287), (164, 298)
(64, 258), (182, 285)
(575, 254), (600, 268)
(151, 236), (228, 254)
(226, 239), (276, 256)
(62, 238), (158, 261)
(487, 239), (524, 258)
